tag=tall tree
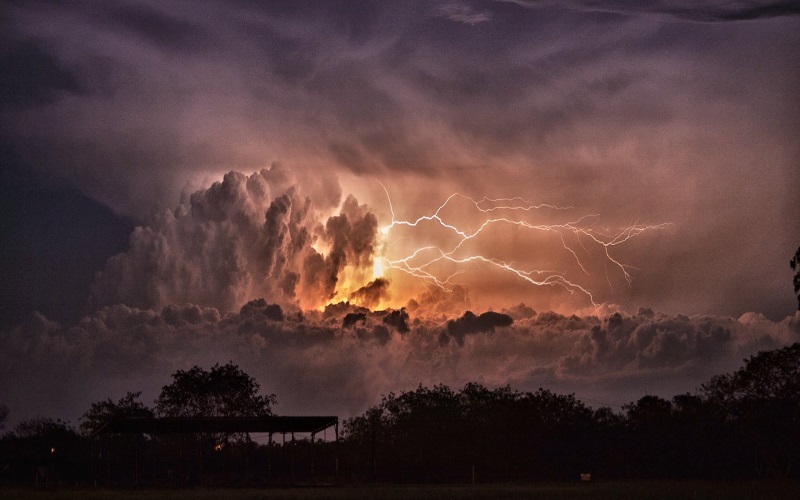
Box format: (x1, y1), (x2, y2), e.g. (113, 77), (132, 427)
(791, 247), (800, 309)
(701, 343), (800, 413)
(6, 417), (85, 483)
(79, 391), (153, 435)
(13, 416), (76, 439)
(702, 343), (800, 477)
(343, 383), (599, 482)
(155, 362), (275, 417)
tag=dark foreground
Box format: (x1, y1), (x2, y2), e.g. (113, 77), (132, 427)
(1, 482), (799, 500)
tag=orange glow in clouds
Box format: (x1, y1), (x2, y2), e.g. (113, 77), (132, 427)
(334, 182), (673, 315)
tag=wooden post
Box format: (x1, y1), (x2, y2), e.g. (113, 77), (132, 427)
(371, 422), (376, 482)
(197, 435), (203, 486)
(310, 432), (315, 483)
(290, 432), (295, 483)
(282, 432), (286, 483)
(267, 433), (272, 481)
(105, 434), (110, 485)
(135, 438), (139, 487)
(335, 421), (339, 484)
(90, 436), (95, 487)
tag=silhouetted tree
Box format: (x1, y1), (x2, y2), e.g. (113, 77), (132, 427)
(701, 343), (800, 416)
(13, 417), (75, 439)
(79, 392), (154, 485)
(155, 362), (275, 417)
(154, 361), (276, 477)
(343, 383), (599, 482)
(515, 388), (596, 480)
(591, 406), (626, 477)
(791, 247), (800, 309)
(4, 417), (86, 484)
(623, 396), (676, 477)
(702, 343), (800, 478)
(380, 384), (463, 481)
(79, 391), (153, 435)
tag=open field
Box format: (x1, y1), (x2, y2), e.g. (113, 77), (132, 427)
(1, 482), (799, 500)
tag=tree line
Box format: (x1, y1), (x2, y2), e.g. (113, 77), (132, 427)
(1, 343), (798, 486)
(342, 342), (799, 482)
(0, 363), (279, 486)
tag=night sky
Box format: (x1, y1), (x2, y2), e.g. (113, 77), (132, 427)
(1, 0), (798, 427)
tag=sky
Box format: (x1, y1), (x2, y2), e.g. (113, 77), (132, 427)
(1, 0), (799, 428)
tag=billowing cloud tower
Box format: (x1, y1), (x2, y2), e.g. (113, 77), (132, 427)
(92, 167), (379, 313)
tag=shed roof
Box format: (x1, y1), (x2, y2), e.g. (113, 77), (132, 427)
(95, 416), (338, 435)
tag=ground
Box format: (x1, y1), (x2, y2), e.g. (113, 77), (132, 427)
(1, 481), (799, 500)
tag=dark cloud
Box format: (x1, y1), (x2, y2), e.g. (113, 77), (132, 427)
(382, 308), (410, 333)
(1, 302), (797, 428)
(560, 312), (734, 374)
(161, 303), (220, 326)
(342, 312), (367, 329)
(302, 195), (379, 302)
(637, 0), (800, 22)
(328, 196), (379, 275)
(104, 3), (214, 52)
(0, 40), (83, 111)
(445, 310), (513, 345)
(710, 1), (800, 21)
(238, 299), (284, 323)
(503, 0), (800, 22)
(349, 278), (390, 309)
(0, 164), (132, 328)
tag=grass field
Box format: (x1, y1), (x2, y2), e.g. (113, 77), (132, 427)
(1, 481), (799, 500)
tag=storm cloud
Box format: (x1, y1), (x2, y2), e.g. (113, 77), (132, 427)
(1, 0), (797, 320)
(0, 0), (798, 429)
(91, 168), (379, 313)
(1, 302), (797, 426)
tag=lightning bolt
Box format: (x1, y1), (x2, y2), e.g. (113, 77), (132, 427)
(376, 182), (671, 307)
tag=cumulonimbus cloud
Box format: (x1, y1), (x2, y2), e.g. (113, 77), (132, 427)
(91, 168), (379, 313)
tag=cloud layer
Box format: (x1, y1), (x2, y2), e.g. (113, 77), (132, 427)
(1, 301), (797, 426)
